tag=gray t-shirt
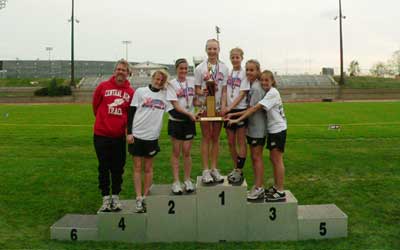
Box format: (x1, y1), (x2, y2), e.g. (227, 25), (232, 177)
(247, 81), (268, 138)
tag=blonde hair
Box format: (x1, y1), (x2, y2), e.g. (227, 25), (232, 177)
(245, 59), (261, 80)
(230, 47), (244, 58)
(114, 59), (131, 73)
(205, 39), (220, 50)
(152, 70), (169, 88)
(260, 70), (277, 87)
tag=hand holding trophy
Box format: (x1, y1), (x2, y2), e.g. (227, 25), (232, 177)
(199, 62), (223, 122)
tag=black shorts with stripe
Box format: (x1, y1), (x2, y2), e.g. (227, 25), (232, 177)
(267, 130), (287, 152)
(128, 137), (160, 158)
(224, 109), (248, 130)
(168, 120), (196, 141)
(246, 136), (266, 147)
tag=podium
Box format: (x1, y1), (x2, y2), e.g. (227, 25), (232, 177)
(50, 179), (348, 242)
(50, 214), (98, 241)
(247, 191), (298, 241)
(196, 176), (247, 242)
(298, 204), (348, 240)
(146, 184), (197, 242)
(97, 200), (146, 243)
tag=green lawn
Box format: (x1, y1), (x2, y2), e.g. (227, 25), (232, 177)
(0, 102), (399, 249)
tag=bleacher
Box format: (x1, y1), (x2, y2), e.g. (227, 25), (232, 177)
(276, 75), (336, 88)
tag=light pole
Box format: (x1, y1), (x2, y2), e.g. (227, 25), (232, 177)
(122, 40), (132, 61)
(45, 47), (53, 77)
(0, 0), (7, 10)
(215, 26), (221, 41)
(69, 0), (80, 86)
(334, 0), (346, 85)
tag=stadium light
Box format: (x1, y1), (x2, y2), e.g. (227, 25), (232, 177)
(334, 0), (346, 85)
(215, 26), (221, 41)
(122, 40), (132, 61)
(45, 47), (53, 76)
(0, 0), (7, 10)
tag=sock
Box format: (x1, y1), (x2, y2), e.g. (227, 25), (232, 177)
(236, 156), (246, 169)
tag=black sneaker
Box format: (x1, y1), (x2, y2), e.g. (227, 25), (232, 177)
(265, 190), (286, 202)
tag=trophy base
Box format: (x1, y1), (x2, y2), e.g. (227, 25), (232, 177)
(199, 116), (224, 122)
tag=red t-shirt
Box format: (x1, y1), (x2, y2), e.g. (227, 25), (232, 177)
(92, 76), (135, 138)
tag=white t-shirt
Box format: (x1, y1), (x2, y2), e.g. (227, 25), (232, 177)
(166, 77), (195, 121)
(227, 68), (250, 109)
(130, 86), (172, 140)
(258, 87), (287, 134)
(194, 60), (229, 110)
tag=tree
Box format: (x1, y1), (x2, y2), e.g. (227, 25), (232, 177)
(370, 62), (387, 77)
(348, 60), (361, 76)
(390, 50), (400, 76)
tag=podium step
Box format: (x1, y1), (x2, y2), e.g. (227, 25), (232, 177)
(50, 214), (98, 241)
(146, 184), (197, 242)
(196, 176), (247, 242)
(298, 204), (348, 240)
(97, 200), (146, 243)
(247, 190), (298, 241)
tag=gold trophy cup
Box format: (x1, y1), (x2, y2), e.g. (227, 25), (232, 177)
(199, 63), (224, 122)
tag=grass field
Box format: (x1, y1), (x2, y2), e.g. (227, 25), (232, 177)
(0, 102), (399, 249)
(0, 78), (68, 88)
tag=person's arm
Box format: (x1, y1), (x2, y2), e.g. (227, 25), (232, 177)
(220, 85), (228, 115)
(92, 85), (102, 116)
(170, 101), (196, 121)
(227, 103), (263, 126)
(225, 90), (248, 113)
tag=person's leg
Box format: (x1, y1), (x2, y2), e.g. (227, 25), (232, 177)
(143, 157), (154, 197)
(110, 137), (126, 195)
(251, 145), (264, 188)
(226, 128), (238, 168)
(182, 140), (193, 181)
(236, 127), (247, 170)
(133, 156), (143, 198)
(94, 135), (112, 197)
(270, 149), (285, 191)
(171, 137), (182, 183)
(210, 122), (223, 170)
(200, 122), (211, 170)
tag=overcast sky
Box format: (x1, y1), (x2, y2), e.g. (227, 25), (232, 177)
(1, 0), (399, 74)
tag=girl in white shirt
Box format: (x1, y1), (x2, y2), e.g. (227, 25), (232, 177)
(166, 58), (197, 194)
(127, 70), (172, 212)
(221, 48), (250, 185)
(194, 39), (229, 184)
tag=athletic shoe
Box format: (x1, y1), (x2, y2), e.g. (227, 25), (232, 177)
(202, 169), (214, 184)
(227, 168), (244, 185)
(135, 197), (145, 213)
(184, 179), (195, 193)
(247, 187), (265, 201)
(99, 195), (112, 212)
(265, 190), (286, 202)
(210, 169), (224, 183)
(110, 195), (122, 212)
(171, 181), (183, 195)
(265, 186), (277, 195)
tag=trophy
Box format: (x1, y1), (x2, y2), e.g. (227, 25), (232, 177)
(198, 63), (224, 122)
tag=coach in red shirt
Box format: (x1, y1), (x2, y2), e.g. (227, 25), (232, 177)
(92, 59), (135, 212)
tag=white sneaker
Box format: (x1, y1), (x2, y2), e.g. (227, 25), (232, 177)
(202, 169), (214, 184)
(135, 197), (145, 213)
(99, 195), (111, 212)
(247, 187), (265, 201)
(111, 195), (122, 211)
(171, 181), (183, 195)
(183, 179), (195, 193)
(210, 169), (224, 183)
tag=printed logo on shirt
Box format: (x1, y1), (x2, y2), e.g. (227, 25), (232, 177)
(227, 76), (242, 88)
(105, 89), (122, 97)
(108, 98), (124, 115)
(177, 87), (195, 98)
(142, 97), (166, 110)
